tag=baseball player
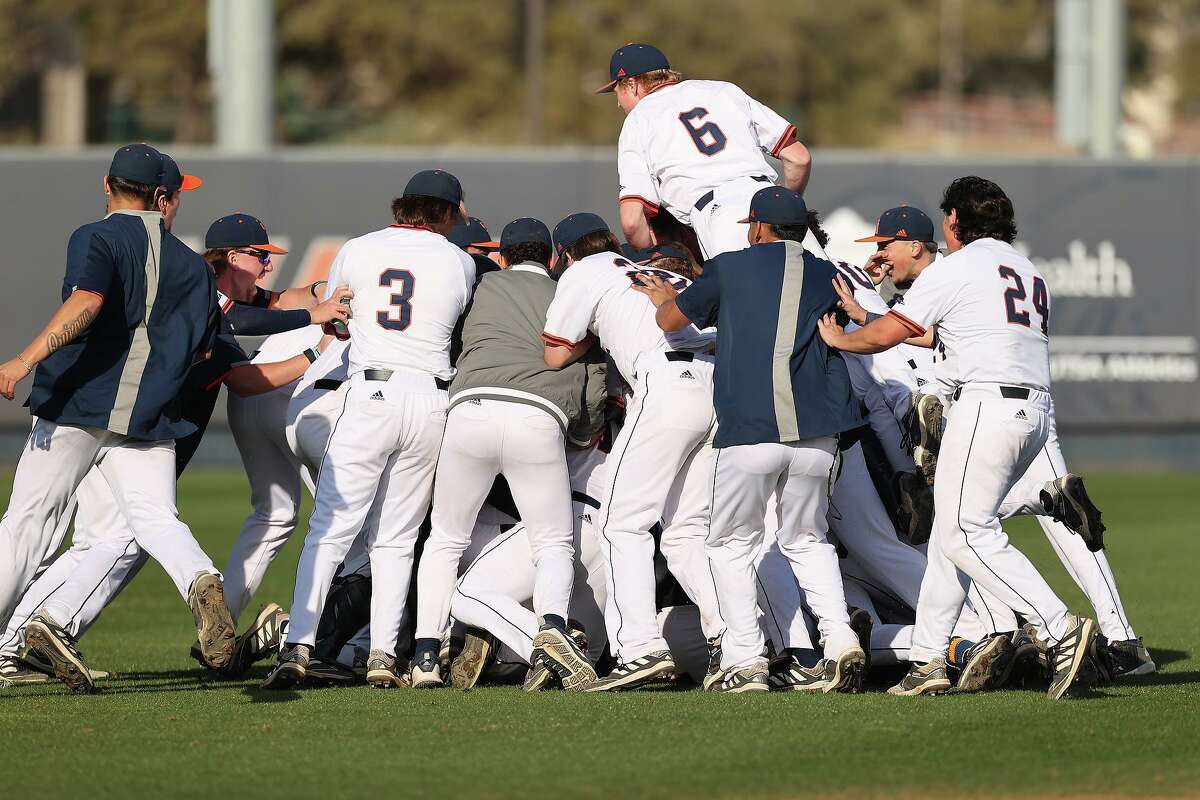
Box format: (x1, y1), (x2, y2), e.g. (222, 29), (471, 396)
(637, 187), (867, 693)
(2, 211), (342, 690)
(0, 144), (234, 678)
(412, 218), (600, 690)
(541, 213), (725, 691)
(448, 216), (501, 261)
(596, 43), (814, 259)
(263, 169), (477, 690)
(817, 176), (1098, 700)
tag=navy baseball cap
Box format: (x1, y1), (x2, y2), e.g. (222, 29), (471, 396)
(594, 43), (670, 93)
(448, 217), (499, 250)
(108, 143), (164, 185)
(403, 169), (464, 205)
(500, 217), (552, 250)
(205, 213), (288, 254)
(552, 213), (610, 257)
(158, 155), (203, 194)
(738, 186), (808, 226)
(856, 206), (935, 243)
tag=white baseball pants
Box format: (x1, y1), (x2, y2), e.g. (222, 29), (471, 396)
(708, 437), (858, 672)
(598, 354), (724, 662)
(691, 176), (832, 261)
(417, 399), (576, 643)
(998, 409), (1136, 642)
(910, 387), (1071, 663)
(286, 371), (445, 657)
(0, 419), (217, 627)
(224, 380), (303, 622)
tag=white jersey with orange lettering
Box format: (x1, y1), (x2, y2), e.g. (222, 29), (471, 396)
(325, 225), (476, 380)
(542, 251), (713, 386)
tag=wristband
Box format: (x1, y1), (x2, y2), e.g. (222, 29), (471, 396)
(16, 354), (34, 374)
(309, 280), (328, 299)
(303, 347), (321, 364)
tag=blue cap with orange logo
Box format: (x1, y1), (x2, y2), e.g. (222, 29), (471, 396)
(856, 206), (935, 243)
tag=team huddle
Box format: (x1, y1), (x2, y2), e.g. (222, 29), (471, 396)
(0, 44), (1153, 698)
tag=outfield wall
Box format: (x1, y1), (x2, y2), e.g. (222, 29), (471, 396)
(1, 149), (1197, 467)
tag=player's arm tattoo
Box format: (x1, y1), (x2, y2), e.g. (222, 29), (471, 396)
(46, 307), (96, 354)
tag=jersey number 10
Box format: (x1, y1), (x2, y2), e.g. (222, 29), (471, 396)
(998, 266), (1048, 335)
(378, 269), (415, 331)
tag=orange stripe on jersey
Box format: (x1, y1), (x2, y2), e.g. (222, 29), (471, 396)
(771, 124), (798, 158)
(541, 332), (578, 349)
(620, 195), (660, 217)
(886, 309), (926, 337)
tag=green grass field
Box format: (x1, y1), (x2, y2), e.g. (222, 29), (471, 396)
(0, 470), (1197, 799)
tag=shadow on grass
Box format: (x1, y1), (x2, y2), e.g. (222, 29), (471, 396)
(242, 685), (302, 703)
(1147, 648), (1189, 669)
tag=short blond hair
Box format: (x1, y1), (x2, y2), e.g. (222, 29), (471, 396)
(621, 69), (683, 93)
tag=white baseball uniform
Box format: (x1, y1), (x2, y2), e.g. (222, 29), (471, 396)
(617, 79), (806, 259)
(542, 251), (724, 663)
(223, 325), (323, 621)
(284, 225), (475, 658)
(886, 237), (1072, 662)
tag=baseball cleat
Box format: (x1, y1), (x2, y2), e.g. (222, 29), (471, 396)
(522, 653), (555, 693)
(18, 647), (110, 682)
(306, 656), (363, 686)
(711, 659), (769, 693)
(703, 634), (724, 691)
(222, 602), (287, 677)
(768, 655), (831, 693)
(825, 646), (867, 693)
(261, 643), (310, 690)
(366, 650), (407, 688)
(954, 634), (1017, 693)
(410, 650), (443, 689)
(887, 658), (952, 696)
(894, 471), (934, 545)
(187, 573), (237, 671)
(848, 607), (874, 687)
(584, 650), (677, 692)
(0, 653), (50, 685)
(910, 393), (944, 485)
(1041, 474), (1106, 551)
(1100, 636), (1156, 680)
(531, 624), (597, 691)
(1047, 615), (1098, 700)
(23, 612), (97, 694)
(450, 628), (496, 690)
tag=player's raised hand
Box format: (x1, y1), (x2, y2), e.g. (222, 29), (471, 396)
(310, 286), (353, 326)
(0, 356), (32, 401)
(863, 250), (889, 282)
(631, 273), (677, 308)
(817, 312), (846, 348)
(832, 275), (868, 325)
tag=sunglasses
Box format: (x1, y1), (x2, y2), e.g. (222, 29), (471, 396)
(234, 249), (272, 264)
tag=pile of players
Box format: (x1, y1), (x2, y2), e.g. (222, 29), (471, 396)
(0, 43), (1154, 699)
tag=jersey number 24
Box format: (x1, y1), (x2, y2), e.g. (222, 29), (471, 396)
(378, 269), (415, 331)
(998, 266), (1048, 335)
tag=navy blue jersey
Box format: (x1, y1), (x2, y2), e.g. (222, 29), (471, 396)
(28, 210), (218, 441)
(676, 240), (863, 448)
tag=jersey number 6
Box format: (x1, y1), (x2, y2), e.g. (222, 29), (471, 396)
(678, 107), (727, 156)
(998, 266), (1048, 334)
(378, 269), (415, 331)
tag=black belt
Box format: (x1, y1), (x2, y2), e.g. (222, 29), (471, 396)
(664, 351), (694, 363)
(572, 491), (601, 511)
(314, 379), (343, 391)
(364, 368), (450, 391)
(952, 385), (1030, 401)
(693, 175), (771, 212)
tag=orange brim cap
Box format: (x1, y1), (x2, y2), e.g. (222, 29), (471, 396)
(854, 234), (895, 243)
(180, 174), (203, 191)
(255, 243), (289, 254)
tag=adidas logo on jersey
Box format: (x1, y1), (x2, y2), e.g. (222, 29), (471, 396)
(679, 370), (695, 380)
(370, 390), (385, 401)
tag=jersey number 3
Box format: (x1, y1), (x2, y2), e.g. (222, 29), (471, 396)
(678, 107), (727, 156)
(378, 269), (415, 331)
(998, 266), (1048, 334)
